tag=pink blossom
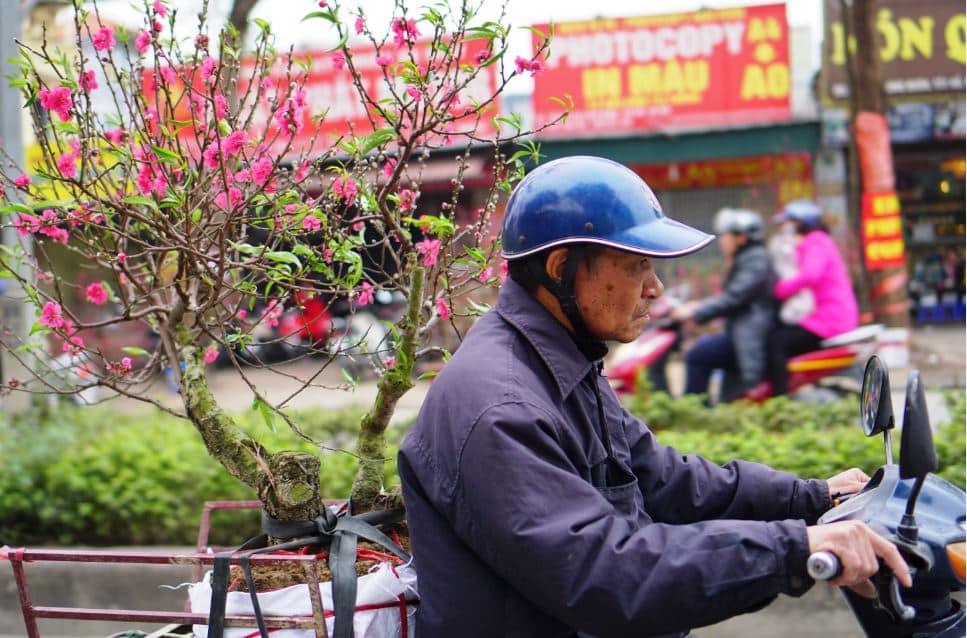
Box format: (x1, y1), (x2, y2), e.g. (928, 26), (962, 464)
(376, 54), (391, 67)
(355, 15), (365, 34)
(416, 238), (441, 267)
(405, 85), (421, 101)
(79, 70), (98, 93)
(40, 301), (66, 329)
(57, 151), (78, 178)
(302, 216), (321, 232)
(37, 271), (54, 283)
(397, 188), (416, 211)
(153, 0), (168, 17)
(152, 19), (163, 33)
(119, 357), (133, 374)
(391, 17), (420, 48)
(135, 30), (151, 53)
(332, 51), (345, 70)
(200, 56), (216, 83)
(261, 300), (283, 328)
(332, 176), (357, 205)
(352, 221), (365, 232)
(62, 333), (85, 356)
(237, 309), (247, 320)
(514, 56), (544, 76)
(436, 297), (450, 320)
(91, 26), (116, 52)
(85, 282), (108, 305)
(478, 267), (492, 282)
(160, 66), (177, 86)
(295, 160), (310, 181)
(474, 49), (490, 65)
(15, 213), (40, 236)
(14, 174), (29, 188)
(104, 128), (124, 145)
(500, 260), (509, 283)
(384, 356), (395, 368)
(223, 130), (248, 156)
(38, 86), (73, 122)
(357, 282), (374, 306)
(382, 158), (397, 177)
(203, 345), (219, 365)
(215, 187), (243, 210)
(214, 94), (228, 120)
(249, 156), (273, 184)
(117, 251), (127, 264)
(318, 0), (328, 6)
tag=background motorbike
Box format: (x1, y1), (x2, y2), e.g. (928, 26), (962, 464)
(606, 286), (884, 402)
(806, 355), (965, 637)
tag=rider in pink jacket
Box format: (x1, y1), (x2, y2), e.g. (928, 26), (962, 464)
(768, 200), (859, 395)
(775, 229), (859, 339)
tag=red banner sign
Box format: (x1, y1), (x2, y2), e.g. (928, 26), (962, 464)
(862, 191), (907, 270)
(532, 4), (792, 137)
(632, 152), (813, 202)
(144, 39), (498, 160)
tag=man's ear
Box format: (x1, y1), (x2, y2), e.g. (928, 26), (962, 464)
(544, 247), (569, 282)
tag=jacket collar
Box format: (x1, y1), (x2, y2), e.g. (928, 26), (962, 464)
(495, 278), (596, 399)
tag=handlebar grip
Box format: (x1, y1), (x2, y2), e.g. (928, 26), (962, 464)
(807, 551), (842, 581)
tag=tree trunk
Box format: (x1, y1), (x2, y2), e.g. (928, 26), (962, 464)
(850, 0), (910, 329)
(175, 325), (323, 524)
(350, 265), (425, 512)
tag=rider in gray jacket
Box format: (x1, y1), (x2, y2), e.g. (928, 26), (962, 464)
(672, 208), (776, 401)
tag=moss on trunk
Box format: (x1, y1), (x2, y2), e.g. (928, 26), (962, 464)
(349, 265), (424, 512)
(175, 326), (322, 523)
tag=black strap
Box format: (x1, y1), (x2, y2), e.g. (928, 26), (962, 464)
(205, 506), (410, 638)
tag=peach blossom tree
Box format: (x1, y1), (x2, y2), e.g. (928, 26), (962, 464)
(0, 0), (561, 522)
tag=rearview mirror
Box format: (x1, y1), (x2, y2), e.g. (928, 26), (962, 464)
(860, 355), (894, 436)
(899, 371), (938, 480)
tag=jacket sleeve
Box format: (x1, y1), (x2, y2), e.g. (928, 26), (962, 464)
(775, 234), (828, 300)
(451, 401), (819, 638)
(622, 408), (831, 524)
(693, 249), (773, 323)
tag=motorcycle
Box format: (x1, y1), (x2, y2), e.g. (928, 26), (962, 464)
(806, 355), (965, 637)
(606, 288), (884, 402)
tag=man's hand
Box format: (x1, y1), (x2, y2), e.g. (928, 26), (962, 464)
(807, 520), (912, 594)
(827, 468), (870, 497)
(669, 301), (699, 322)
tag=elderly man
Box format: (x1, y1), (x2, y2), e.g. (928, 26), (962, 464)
(398, 156), (909, 638)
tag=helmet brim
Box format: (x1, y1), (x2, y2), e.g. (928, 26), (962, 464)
(502, 216), (714, 259)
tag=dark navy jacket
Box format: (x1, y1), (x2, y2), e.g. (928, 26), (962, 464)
(398, 279), (831, 638)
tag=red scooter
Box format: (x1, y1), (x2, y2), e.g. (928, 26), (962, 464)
(607, 293), (884, 402)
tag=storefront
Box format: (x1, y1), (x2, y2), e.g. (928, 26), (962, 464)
(527, 3), (819, 290)
(821, 0), (966, 322)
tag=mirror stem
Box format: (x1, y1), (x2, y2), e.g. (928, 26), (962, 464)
(898, 475), (926, 543)
(884, 429), (894, 465)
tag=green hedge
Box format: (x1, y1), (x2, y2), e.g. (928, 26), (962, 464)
(0, 391), (962, 546)
(0, 405), (402, 546)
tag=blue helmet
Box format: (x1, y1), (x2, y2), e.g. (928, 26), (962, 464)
(501, 156), (713, 260)
(773, 199), (823, 228)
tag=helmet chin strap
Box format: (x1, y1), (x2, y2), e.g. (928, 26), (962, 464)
(526, 248), (608, 361)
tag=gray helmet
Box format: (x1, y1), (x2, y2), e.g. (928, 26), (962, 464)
(713, 208), (765, 242)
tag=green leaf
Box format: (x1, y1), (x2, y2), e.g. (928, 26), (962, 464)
(340, 368), (358, 388)
(361, 128), (397, 155)
(150, 145), (182, 164)
(122, 196), (159, 210)
(0, 204), (33, 215)
(121, 347), (150, 356)
(31, 198), (74, 209)
(252, 397), (276, 432)
(302, 10), (337, 23)
(28, 323), (49, 337)
(417, 370), (439, 380)
(265, 251), (302, 268)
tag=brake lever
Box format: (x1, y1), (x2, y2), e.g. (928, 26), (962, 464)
(871, 563), (917, 622)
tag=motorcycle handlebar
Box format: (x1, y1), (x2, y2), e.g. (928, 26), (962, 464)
(807, 551), (842, 581)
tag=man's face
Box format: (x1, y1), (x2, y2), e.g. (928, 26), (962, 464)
(573, 248), (664, 343)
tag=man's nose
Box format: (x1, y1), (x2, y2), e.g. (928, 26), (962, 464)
(643, 273), (663, 299)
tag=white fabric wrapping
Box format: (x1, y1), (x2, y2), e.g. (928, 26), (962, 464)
(190, 561), (418, 638)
